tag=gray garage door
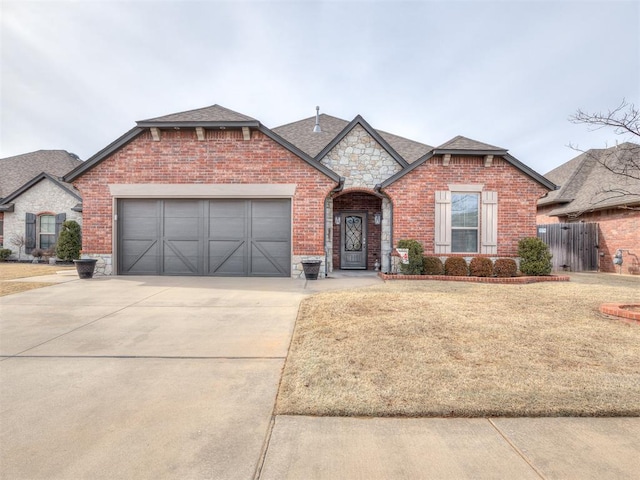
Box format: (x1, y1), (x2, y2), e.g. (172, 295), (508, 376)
(118, 199), (291, 276)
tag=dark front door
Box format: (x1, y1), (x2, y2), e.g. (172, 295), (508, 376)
(340, 212), (367, 269)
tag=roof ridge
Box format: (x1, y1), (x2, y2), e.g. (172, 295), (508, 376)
(139, 104), (257, 123)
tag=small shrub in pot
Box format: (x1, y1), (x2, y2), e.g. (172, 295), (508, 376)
(444, 257), (469, 276)
(423, 256), (444, 275)
(469, 257), (493, 277)
(31, 248), (44, 263)
(493, 258), (518, 277)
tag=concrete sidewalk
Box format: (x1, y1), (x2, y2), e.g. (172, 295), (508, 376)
(1, 273), (639, 479)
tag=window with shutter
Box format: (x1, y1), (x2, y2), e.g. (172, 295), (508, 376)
(435, 189), (498, 255)
(25, 213), (36, 254)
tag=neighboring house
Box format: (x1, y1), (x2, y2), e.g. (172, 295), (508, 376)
(537, 143), (640, 273)
(0, 150), (83, 259)
(63, 104), (554, 277)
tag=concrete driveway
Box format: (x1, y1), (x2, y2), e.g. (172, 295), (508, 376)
(2, 272), (639, 479)
(0, 273), (382, 479)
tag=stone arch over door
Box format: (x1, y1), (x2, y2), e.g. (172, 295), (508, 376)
(328, 189), (391, 272)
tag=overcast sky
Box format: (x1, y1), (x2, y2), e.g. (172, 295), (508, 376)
(1, 0), (638, 174)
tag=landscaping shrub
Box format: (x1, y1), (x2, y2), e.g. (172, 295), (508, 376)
(396, 239), (424, 275)
(469, 257), (493, 277)
(31, 248), (44, 262)
(444, 257), (468, 276)
(518, 237), (553, 276)
(422, 256), (444, 275)
(0, 248), (11, 261)
(493, 258), (518, 277)
(56, 220), (82, 261)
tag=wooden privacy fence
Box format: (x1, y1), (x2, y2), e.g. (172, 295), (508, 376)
(537, 223), (599, 272)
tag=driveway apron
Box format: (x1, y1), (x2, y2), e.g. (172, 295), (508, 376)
(0, 276), (308, 480)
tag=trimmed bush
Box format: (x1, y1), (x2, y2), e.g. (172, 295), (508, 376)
(0, 248), (11, 261)
(423, 256), (444, 275)
(444, 257), (469, 276)
(396, 239), (424, 275)
(518, 237), (552, 276)
(493, 258), (518, 277)
(469, 257), (493, 277)
(56, 220), (82, 261)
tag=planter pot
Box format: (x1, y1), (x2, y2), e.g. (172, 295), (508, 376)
(301, 260), (322, 280)
(73, 259), (98, 279)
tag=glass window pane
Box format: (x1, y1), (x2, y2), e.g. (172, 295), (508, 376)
(40, 234), (55, 250)
(451, 194), (478, 228)
(452, 229), (478, 253)
(40, 215), (55, 234)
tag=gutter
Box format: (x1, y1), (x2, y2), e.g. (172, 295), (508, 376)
(325, 177), (345, 277)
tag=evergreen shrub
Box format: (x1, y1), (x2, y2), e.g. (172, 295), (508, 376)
(444, 257), (469, 276)
(493, 258), (518, 277)
(396, 239), (424, 275)
(518, 237), (552, 276)
(469, 257), (493, 277)
(0, 248), (11, 261)
(422, 256), (444, 275)
(56, 220), (82, 261)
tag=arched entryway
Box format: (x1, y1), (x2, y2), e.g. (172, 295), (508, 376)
(331, 190), (384, 271)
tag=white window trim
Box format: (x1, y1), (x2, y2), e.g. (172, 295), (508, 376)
(451, 192), (480, 254)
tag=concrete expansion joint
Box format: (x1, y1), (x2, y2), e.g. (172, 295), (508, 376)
(254, 415), (277, 480)
(487, 418), (547, 479)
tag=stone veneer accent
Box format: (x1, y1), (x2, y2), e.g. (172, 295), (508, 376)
(320, 124), (400, 273)
(83, 253), (112, 275)
(321, 125), (402, 189)
(3, 179), (82, 260)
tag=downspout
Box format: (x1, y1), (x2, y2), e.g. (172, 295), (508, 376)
(326, 177), (345, 277)
(374, 183), (391, 273)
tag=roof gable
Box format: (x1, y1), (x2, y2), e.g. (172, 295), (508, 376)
(315, 115), (409, 168)
(272, 113), (432, 163)
(0, 150), (82, 199)
(138, 104), (258, 126)
(436, 135), (506, 153)
(0, 172), (82, 207)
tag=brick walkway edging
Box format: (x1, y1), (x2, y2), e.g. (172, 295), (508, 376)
(599, 303), (640, 323)
(378, 273), (571, 284)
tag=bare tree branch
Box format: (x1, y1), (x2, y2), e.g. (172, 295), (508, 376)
(569, 99), (640, 138)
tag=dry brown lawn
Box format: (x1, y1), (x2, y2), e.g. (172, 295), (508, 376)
(0, 263), (74, 297)
(276, 273), (640, 417)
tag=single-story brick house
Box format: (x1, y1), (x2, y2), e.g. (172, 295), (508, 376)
(64, 105), (555, 277)
(537, 143), (640, 273)
(0, 150), (83, 259)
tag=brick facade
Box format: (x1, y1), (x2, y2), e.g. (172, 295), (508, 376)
(72, 129), (337, 265)
(384, 155), (548, 257)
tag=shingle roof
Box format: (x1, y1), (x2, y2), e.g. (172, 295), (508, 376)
(437, 135), (505, 152)
(272, 113), (432, 163)
(539, 143), (640, 215)
(0, 150), (82, 200)
(138, 104), (257, 124)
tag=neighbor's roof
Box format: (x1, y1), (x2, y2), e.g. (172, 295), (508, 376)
(0, 150), (82, 200)
(137, 104), (258, 126)
(273, 113), (433, 163)
(538, 143), (640, 215)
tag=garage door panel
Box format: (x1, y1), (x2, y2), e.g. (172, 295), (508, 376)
(209, 240), (246, 275)
(120, 239), (159, 274)
(119, 198), (290, 276)
(251, 242), (289, 275)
